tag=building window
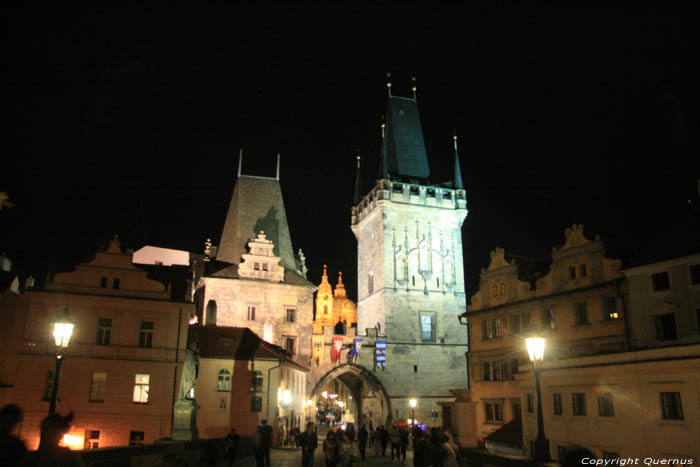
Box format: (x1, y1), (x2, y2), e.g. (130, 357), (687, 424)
(527, 394), (533, 413)
(247, 305), (256, 321)
(511, 400), (521, 420)
(574, 302), (588, 325)
(598, 393), (614, 417)
(482, 361), (507, 381)
(84, 430), (100, 449)
(205, 300), (217, 326)
(254, 262), (260, 271)
(420, 312), (436, 342)
(603, 297), (619, 320)
(100, 277), (107, 288)
(578, 264), (587, 277)
(89, 372), (106, 402)
(499, 283), (505, 295)
(572, 393), (586, 416)
(139, 321), (154, 348)
(690, 264), (700, 285)
(510, 312), (530, 335)
(284, 336), (296, 354)
(660, 392), (684, 420)
(286, 308), (296, 323)
(324, 304), (328, 314)
(262, 263), (268, 272)
(553, 393), (562, 415)
(484, 401), (504, 423)
(654, 313), (678, 341)
(569, 266), (576, 280)
(491, 284), (498, 297)
(368, 273), (374, 293)
(42, 370), (55, 401)
(129, 431), (145, 446)
(96, 318), (112, 345)
(251, 371), (263, 392)
(651, 271), (671, 291)
(482, 362), (491, 381)
(510, 358), (520, 375)
(251, 396), (262, 412)
(218, 369), (231, 391)
(482, 319), (502, 340)
(132, 374), (150, 404)
(543, 309), (555, 329)
(113, 278), (120, 289)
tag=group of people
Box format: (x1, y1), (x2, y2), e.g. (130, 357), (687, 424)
(1, 404), (83, 467)
(412, 426), (460, 467)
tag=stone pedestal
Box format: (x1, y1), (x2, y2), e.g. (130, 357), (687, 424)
(172, 400), (199, 441)
(448, 389), (478, 448)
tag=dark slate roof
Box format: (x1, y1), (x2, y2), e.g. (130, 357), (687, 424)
(383, 96), (430, 181)
(217, 175), (296, 271)
(188, 325), (309, 371)
(484, 419), (522, 448)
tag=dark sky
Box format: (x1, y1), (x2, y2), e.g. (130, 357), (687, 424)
(3, 4), (700, 300)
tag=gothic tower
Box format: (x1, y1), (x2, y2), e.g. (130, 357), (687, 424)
(350, 79), (469, 422)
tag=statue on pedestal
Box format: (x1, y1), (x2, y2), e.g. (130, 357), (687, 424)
(173, 341), (200, 440)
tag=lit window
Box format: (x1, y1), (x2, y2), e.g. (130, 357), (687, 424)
(286, 308), (296, 323)
(574, 302), (588, 325)
(251, 371), (263, 392)
(133, 374), (150, 404)
(598, 393), (614, 417)
(247, 306), (256, 321)
(420, 312), (435, 342)
(96, 318), (112, 345)
(651, 271), (671, 291)
(572, 393), (586, 416)
(217, 369), (231, 391)
(553, 393), (562, 415)
(129, 431), (145, 446)
(510, 312), (530, 335)
(660, 392), (683, 420)
(84, 430), (100, 449)
(484, 401), (504, 423)
(654, 313), (677, 341)
(604, 297), (619, 320)
(90, 372), (106, 402)
(139, 321), (153, 348)
(483, 319), (502, 339)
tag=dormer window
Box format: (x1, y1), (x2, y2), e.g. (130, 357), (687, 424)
(262, 263), (268, 272)
(254, 263), (260, 271)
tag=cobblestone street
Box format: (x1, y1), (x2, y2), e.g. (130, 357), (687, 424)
(235, 446), (414, 466)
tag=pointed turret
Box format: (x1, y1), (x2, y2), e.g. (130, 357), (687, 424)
(334, 271), (347, 298)
(453, 133), (464, 190)
(318, 264), (332, 296)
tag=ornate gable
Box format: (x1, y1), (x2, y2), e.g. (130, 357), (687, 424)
(238, 231), (284, 282)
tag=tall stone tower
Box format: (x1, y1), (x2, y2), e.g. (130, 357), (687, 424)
(350, 80), (469, 423)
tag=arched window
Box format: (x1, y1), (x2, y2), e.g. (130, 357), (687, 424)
(251, 371), (263, 392)
(324, 304), (329, 314)
(217, 369), (231, 391)
(334, 321), (345, 335)
(205, 300), (217, 326)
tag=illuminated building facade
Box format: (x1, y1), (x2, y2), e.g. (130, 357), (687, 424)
(313, 265), (357, 335)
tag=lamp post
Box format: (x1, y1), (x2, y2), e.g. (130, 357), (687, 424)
(49, 306), (74, 414)
(525, 335), (549, 462)
(409, 398), (417, 428)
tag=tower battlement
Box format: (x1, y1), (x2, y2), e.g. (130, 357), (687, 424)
(352, 179), (467, 225)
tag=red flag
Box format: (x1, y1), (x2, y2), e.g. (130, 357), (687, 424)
(332, 336), (343, 363)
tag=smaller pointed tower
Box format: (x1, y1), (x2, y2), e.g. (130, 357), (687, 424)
(453, 133), (464, 190)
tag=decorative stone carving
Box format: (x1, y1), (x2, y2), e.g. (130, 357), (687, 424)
(238, 231), (284, 282)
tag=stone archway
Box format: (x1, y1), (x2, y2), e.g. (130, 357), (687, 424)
(310, 363), (392, 428)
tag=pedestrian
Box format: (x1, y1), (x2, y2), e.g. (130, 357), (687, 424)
(413, 429), (438, 467)
(0, 404), (27, 467)
(372, 425), (382, 457)
(323, 431), (340, 467)
(225, 428), (239, 466)
(368, 422), (374, 449)
(400, 427), (409, 462)
(389, 423), (401, 460)
(357, 424), (368, 460)
(259, 419), (273, 467)
(298, 421), (318, 467)
(338, 431), (357, 467)
(20, 412), (83, 467)
(439, 432), (459, 467)
(379, 424), (388, 456)
(253, 427), (264, 467)
(429, 428), (442, 467)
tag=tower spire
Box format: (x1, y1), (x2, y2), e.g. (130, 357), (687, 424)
(237, 148), (243, 177)
(276, 153), (280, 180)
(453, 132), (464, 190)
(354, 148), (362, 205)
(386, 73), (392, 97)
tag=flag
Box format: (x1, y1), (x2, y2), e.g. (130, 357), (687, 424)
(332, 336), (344, 364)
(312, 336), (325, 366)
(353, 338), (363, 361)
(376, 340), (386, 370)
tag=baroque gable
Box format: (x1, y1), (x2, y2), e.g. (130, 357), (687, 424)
(238, 231), (284, 282)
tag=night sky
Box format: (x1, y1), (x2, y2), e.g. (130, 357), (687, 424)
(3, 5), (700, 300)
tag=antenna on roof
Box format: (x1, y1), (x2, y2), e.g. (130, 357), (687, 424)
(276, 153), (280, 180)
(237, 148), (243, 178)
(386, 72), (392, 97)
(411, 76), (417, 99)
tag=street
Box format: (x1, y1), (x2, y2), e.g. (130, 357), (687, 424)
(234, 446), (414, 466)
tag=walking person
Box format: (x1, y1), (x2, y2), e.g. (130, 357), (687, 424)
(389, 423), (401, 460)
(400, 427), (409, 462)
(298, 422), (318, 467)
(379, 425), (389, 457)
(338, 431), (357, 467)
(368, 422), (375, 449)
(323, 431), (340, 467)
(1, 404), (27, 467)
(413, 429), (438, 467)
(439, 432), (459, 467)
(357, 424), (368, 460)
(253, 426), (264, 467)
(225, 428), (239, 466)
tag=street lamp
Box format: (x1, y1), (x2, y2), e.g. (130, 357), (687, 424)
(409, 398), (417, 429)
(49, 306), (74, 414)
(525, 335), (549, 461)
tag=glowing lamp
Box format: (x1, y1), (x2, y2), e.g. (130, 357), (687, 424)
(282, 389), (292, 406)
(525, 336), (545, 362)
(409, 399), (417, 409)
(61, 433), (84, 450)
(322, 391), (328, 399)
(307, 399), (313, 406)
(52, 306), (74, 350)
(338, 401), (344, 408)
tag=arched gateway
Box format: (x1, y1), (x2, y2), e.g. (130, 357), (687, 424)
(310, 363), (392, 428)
